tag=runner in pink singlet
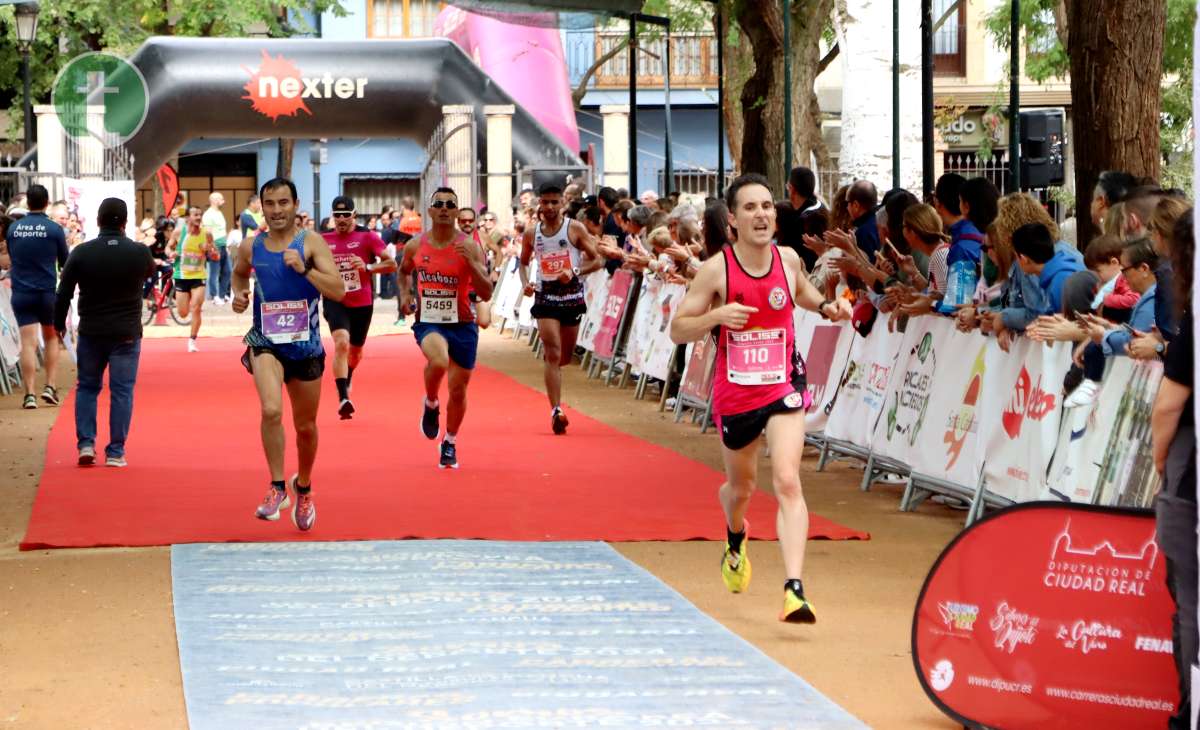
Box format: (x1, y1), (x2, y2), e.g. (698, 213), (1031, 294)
(671, 174), (851, 625)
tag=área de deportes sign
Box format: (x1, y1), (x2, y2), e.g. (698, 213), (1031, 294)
(912, 502), (1177, 729)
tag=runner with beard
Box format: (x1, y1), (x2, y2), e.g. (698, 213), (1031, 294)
(518, 183), (600, 434)
(321, 195), (397, 419)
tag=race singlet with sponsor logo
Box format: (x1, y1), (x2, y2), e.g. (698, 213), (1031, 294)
(333, 253), (362, 293)
(414, 232), (474, 325)
(726, 328), (787, 385)
(534, 221), (581, 286)
(179, 230), (208, 279)
(248, 230), (323, 360)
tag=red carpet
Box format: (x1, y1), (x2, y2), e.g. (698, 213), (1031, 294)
(21, 335), (868, 549)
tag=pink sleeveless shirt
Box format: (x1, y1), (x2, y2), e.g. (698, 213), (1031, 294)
(712, 245), (805, 417)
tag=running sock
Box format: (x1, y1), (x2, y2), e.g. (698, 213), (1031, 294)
(425, 398), (439, 409)
(445, 433), (457, 445)
(336, 377), (349, 401)
(296, 484), (312, 495)
(271, 480), (286, 492)
(784, 578), (805, 598)
(727, 524), (746, 554)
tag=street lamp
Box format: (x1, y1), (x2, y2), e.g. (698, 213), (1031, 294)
(14, 1), (40, 153)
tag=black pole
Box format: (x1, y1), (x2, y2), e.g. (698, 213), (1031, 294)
(921, 0), (934, 199)
(892, 0), (900, 189)
(664, 23), (674, 196)
(1009, 0), (1020, 190)
(628, 15), (638, 196)
(716, 7), (725, 197)
(782, 0), (792, 179)
(21, 52), (33, 152)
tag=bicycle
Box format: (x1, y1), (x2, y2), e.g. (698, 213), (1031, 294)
(143, 267), (191, 326)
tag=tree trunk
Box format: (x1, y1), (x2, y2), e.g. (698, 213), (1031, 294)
(1064, 0), (1164, 244)
(276, 138), (294, 179)
(732, 0), (787, 193)
(789, 0), (836, 181)
(572, 38), (629, 108)
(717, 3), (751, 175)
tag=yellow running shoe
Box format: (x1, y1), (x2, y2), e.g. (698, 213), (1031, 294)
(720, 522), (751, 593)
(779, 586), (817, 624)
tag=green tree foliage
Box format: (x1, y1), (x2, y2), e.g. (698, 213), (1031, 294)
(0, 0), (347, 140)
(984, 0), (1194, 158)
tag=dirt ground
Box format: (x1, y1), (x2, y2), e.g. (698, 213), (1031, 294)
(0, 299), (963, 729)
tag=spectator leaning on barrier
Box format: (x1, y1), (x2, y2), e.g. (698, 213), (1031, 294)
(972, 195), (1055, 343)
(1012, 222), (1084, 316)
(1128, 195), (1192, 361)
(846, 180), (880, 260)
(54, 198), (155, 468)
(1065, 237), (1159, 409)
(1150, 207), (1196, 730)
(1083, 233), (1140, 324)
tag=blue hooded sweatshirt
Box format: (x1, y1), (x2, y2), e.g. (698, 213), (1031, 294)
(1039, 248), (1086, 314)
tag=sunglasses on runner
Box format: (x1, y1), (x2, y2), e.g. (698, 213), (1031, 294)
(331, 211), (355, 218)
(430, 200), (458, 210)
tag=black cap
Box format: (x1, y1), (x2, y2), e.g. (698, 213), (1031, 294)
(331, 195), (354, 212)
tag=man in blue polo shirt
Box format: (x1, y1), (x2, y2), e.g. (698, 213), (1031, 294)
(3, 185), (69, 409)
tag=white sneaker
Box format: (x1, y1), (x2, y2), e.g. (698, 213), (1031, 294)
(1063, 379), (1099, 409)
(187, 338), (199, 353)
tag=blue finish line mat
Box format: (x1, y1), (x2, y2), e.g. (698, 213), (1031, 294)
(171, 541), (866, 729)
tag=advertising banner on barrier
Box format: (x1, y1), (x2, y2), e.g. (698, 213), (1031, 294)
(577, 270), (611, 352)
(872, 319), (948, 465)
(793, 313), (854, 434)
(913, 503), (1177, 729)
(640, 282), (686, 382)
(824, 325), (904, 449)
(625, 277), (657, 375)
(1093, 360), (1164, 509)
(978, 338), (1071, 503)
(592, 269), (634, 360)
(1046, 358), (1135, 505)
(876, 319), (987, 488)
(0, 284), (20, 367)
(679, 336), (717, 404)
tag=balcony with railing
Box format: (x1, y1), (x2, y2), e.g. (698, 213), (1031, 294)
(565, 29), (720, 91)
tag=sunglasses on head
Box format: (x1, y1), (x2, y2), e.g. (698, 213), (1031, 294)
(331, 211), (354, 218)
(431, 200), (458, 210)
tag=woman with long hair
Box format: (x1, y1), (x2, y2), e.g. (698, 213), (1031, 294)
(701, 199), (732, 260)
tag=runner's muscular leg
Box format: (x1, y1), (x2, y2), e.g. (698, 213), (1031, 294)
(419, 332), (450, 401)
(559, 324), (580, 367)
(189, 287), (205, 338)
(331, 329), (350, 379)
(286, 376), (322, 486)
(719, 437), (761, 536)
(445, 361), (472, 435)
(18, 324), (39, 394)
(347, 345), (365, 371)
(537, 318), (563, 408)
(251, 353), (287, 482)
(175, 290), (188, 320)
(765, 409), (810, 581)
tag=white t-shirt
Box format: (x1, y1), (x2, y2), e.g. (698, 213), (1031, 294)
(202, 208), (227, 242)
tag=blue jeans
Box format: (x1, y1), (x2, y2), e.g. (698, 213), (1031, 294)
(75, 335), (141, 459)
(207, 247), (231, 299)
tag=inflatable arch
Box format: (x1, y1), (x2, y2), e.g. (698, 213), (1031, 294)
(121, 37), (579, 185)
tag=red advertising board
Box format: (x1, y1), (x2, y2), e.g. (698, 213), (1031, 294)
(593, 270), (634, 360)
(913, 503), (1178, 729)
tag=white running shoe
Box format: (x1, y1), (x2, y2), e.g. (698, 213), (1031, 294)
(1063, 379), (1099, 409)
(187, 338), (199, 353)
